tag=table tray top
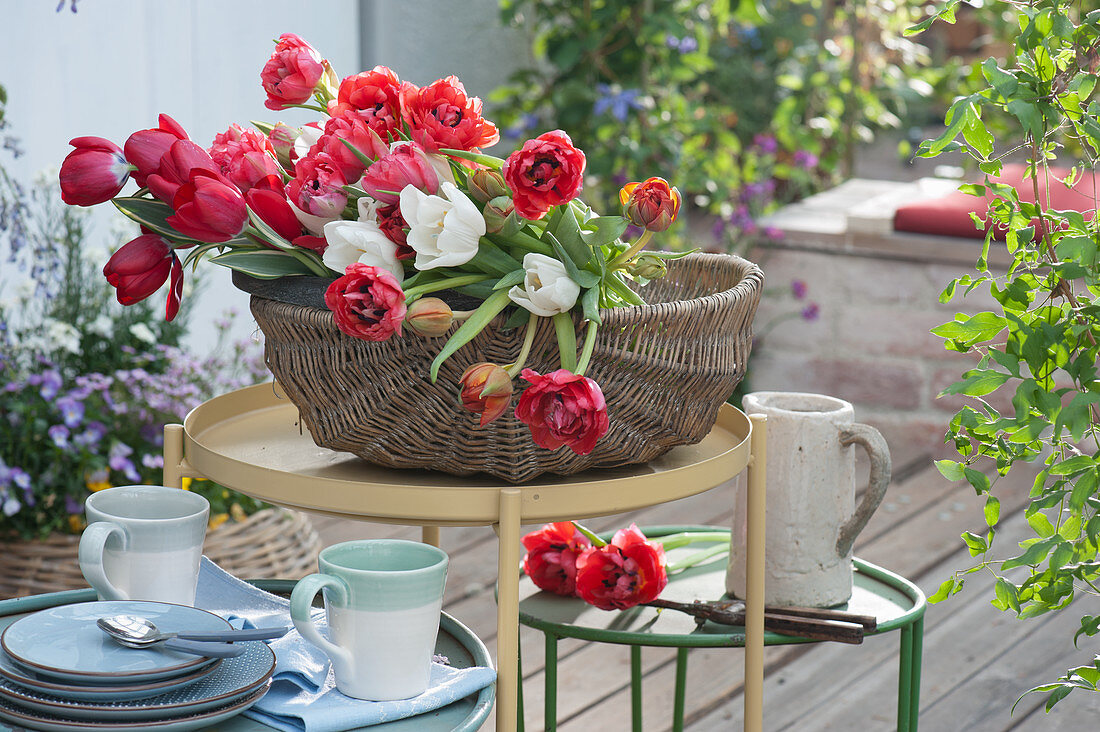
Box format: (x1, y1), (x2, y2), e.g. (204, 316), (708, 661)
(0, 582), (493, 732)
(181, 384), (752, 526)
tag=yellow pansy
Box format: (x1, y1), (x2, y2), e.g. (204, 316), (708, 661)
(208, 513), (230, 530)
(86, 479), (112, 493)
(68, 515), (86, 533)
(181, 477), (193, 491)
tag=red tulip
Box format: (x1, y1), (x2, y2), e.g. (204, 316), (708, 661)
(327, 66), (404, 142)
(515, 368), (609, 455)
(575, 524), (668, 610)
(261, 33), (329, 111)
(314, 109), (390, 182)
(503, 130), (586, 220)
(324, 263), (407, 342)
(166, 172), (248, 243)
(400, 76), (499, 154)
(458, 362), (513, 426)
(209, 123), (283, 194)
(522, 522), (593, 596)
(59, 136), (130, 206)
(359, 143), (440, 205)
(145, 140), (225, 204)
(123, 114), (189, 187)
(619, 177), (681, 232)
(102, 234), (184, 321)
(286, 152), (347, 219)
(245, 188), (302, 242)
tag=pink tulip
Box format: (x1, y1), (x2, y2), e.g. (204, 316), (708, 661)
(123, 114), (189, 187)
(326, 66), (404, 142)
(59, 136), (130, 206)
(209, 123), (283, 193)
(167, 172), (248, 243)
(145, 140), (225, 203)
(515, 368), (609, 455)
(359, 143), (440, 205)
(261, 33), (328, 111)
(103, 234), (185, 321)
(324, 263), (406, 341)
(314, 110), (390, 182)
(400, 76), (499, 154)
(245, 188), (303, 242)
(286, 153), (347, 219)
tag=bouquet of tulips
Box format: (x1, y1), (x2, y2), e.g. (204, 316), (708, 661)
(59, 33), (684, 455)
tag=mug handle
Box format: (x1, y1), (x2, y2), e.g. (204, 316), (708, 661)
(78, 521), (129, 601)
(290, 573), (354, 672)
(836, 423), (892, 558)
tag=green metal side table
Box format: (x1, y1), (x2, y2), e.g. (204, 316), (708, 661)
(517, 527), (926, 732)
(0, 581), (494, 731)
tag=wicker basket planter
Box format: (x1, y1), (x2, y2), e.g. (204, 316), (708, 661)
(0, 508), (321, 600)
(241, 252), (764, 483)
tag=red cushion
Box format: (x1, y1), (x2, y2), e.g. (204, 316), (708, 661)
(893, 164), (1097, 239)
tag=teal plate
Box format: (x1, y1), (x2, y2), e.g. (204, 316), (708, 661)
(0, 638), (273, 722)
(1, 602), (230, 684)
(0, 681), (268, 732)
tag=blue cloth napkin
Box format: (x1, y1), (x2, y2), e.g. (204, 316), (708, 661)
(193, 557), (496, 731)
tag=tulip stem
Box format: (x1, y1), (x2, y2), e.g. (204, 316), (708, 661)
(571, 521), (608, 548)
(665, 544), (730, 574)
(553, 313), (577, 371)
(657, 532), (731, 550)
(609, 230), (654, 269)
(574, 320), (599, 376)
(505, 313), (539, 378)
(404, 274), (492, 302)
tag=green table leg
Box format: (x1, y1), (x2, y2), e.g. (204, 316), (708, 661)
(631, 645), (643, 732)
(517, 638), (525, 732)
(898, 624), (914, 732)
(672, 647), (689, 732)
(909, 615), (924, 731)
(544, 633), (558, 731)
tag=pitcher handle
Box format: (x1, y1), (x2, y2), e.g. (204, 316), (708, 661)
(836, 423), (892, 558)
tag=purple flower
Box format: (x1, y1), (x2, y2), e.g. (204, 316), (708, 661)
(594, 85), (644, 122)
(665, 33), (680, 49)
(753, 134), (778, 155)
(109, 442), (140, 482)
(10, 468), (29, 491)
(2, 494), (19, 517)
(39, 370), (62, 400)
(141, 454), (165, 469)
(64, 496), (84, 513)
(764, 226), (784, 241)
(801, 302), (821, 321)
(791, 280), (807, 300)
(56, 396), (84, 428)
(678, 37), (698, 54)
(504, 113), (541, 140)
(47, 424), (70, 449)
(793, 150), (819, 170)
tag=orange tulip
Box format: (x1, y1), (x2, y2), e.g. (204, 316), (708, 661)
(458, 362), (514, 426)
(619, 176), (682, 232)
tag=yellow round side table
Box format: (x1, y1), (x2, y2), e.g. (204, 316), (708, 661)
(162, 383), (767, 732)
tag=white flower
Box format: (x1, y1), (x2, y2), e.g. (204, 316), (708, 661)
(400, 182), (485, 271)
(293, 122), (324, 161)
(45, 319), (81, 355)
(289, 199), (340, 237)
(508, 253), (581, 317)
(322, 219), (404, 282)
(129, 323), (157, 345)
(88, 315), (113, 338)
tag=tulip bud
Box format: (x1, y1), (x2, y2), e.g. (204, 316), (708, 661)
(405, 297), (454, 337)
(627, 254), (667, 280)
(619, 177), (682, 232)
(268, 123), (299, 168)
(467, 168), (510, 204)
(484, 195), (521, 236)
(459, 362), (514, 426)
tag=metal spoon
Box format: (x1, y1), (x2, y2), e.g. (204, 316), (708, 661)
(97, 615), (289, 657)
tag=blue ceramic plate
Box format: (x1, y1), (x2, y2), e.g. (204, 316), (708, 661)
(0, 640), (274, 722)
(0, 681), (269, 732)
(0, 650), (220, 703)
(0, 601), (230, 684)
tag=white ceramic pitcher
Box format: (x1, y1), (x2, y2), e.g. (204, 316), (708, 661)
(726, 392), (891, 607)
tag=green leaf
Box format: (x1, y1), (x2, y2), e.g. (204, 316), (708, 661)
(429, 289), (512, 382)
(1050, 541), (1075, 571)
(1070, 469), (1099, 511)
(941, 370), (1011, 397)
(208, 250), (316, 279)
(111, 197), (202, 245)
(994, 577), (1021, 613)
(437, 148), (505, 170)
(582, 216), (629, 248)
(1002, 536), (1060, 570)
(544, 232), (600, 289)
(928, 578), (958, 603)
(548, 207), (595, 270)
(581, 286), (602, 325)
(337, 137), (376, 168)
(935, 459), (966, 481)
(964, 467), (991, 494)
(250, 120), (276, 135)
(1007, 99), (1045, 137)
(492, 269), (526, 291)
(1050, 455), (1095, 476)
(962, 531), (988, 555)
(1027, 511), (1056, 538)
(982, 58), (1019, 100)
(468, 238), (523, 276)
(905, 0), (961, 36)
(985, 495), (1001, 527)
(931, 312), (1008, 346)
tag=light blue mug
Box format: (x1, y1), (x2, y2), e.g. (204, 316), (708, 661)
(78, 485), (209, 606)
(290, 539), (449, 701)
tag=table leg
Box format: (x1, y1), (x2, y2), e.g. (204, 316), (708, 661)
(496, 488), (522, 732)
(898, 625), (913, 732)
(421, 526), (441, 547)
(162, 424), (186, 489)
(909, 615), (924, 731)
(545, 633), (558, 731)
(631, 645), (643, 732)
(672, 647), (689, 732)
(744, 414), (767, 732)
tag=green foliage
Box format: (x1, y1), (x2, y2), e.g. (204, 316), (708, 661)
(917, 0), (1100, 710)
(494, 0), (938, 251)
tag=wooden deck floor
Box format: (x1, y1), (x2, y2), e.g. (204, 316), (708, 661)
(308, 448), (1100, 731)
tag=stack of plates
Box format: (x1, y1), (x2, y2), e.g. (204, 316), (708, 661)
(0, 601), (274, 731)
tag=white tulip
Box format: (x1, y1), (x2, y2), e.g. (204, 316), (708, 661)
(289, 199), (340, 237)
(293, 122), (324, 162)
(508, 253), (581, 317)
(322, 219), (404, 282)
(400, 182), (485, 271)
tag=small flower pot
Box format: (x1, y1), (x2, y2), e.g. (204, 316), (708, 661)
(235, 252), (763, 483)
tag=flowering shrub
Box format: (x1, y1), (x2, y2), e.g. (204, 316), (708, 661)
(0, 149), (267, 540)
(60, 34), (688, 456)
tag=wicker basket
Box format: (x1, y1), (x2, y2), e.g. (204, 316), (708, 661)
(0, 508), (321, 600)
(247, 252), (763, 483)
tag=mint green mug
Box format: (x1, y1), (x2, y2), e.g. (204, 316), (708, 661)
(290, 540), (449, 701)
